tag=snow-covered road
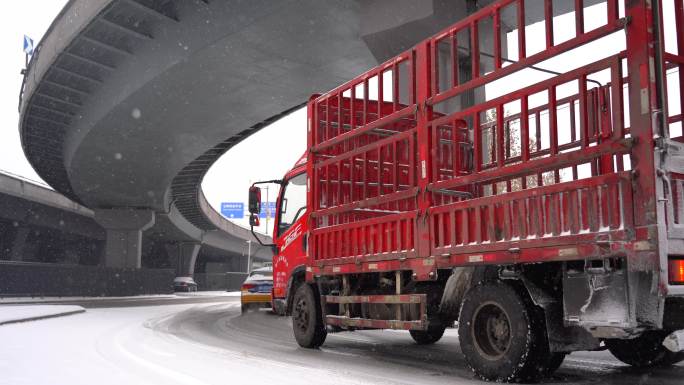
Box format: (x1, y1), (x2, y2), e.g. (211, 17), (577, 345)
(1, 298), (682, 385)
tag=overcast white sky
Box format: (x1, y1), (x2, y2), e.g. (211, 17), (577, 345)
(0, 1), (67, 185)
(0, 1), (305, 234)
(0, 1), (679, 234)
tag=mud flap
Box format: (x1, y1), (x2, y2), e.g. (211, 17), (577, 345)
(519, 276), (600, 353)
(563, 259), (632, 337)
(438, 267), (474, 321)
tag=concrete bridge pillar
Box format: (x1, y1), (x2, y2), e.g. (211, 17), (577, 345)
(165, 242), (201, 278)
(94, 209), (155, 268)
(9, 226), (31, 262)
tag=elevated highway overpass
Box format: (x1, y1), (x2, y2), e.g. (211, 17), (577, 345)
(0, 170), (270, 294)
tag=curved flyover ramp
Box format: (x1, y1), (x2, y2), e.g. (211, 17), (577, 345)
(19, 0), (511, 270)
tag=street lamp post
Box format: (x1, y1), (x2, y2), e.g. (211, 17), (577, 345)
(246, 240), (252, 274)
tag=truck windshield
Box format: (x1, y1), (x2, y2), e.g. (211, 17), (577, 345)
(277, 172), (306, 235)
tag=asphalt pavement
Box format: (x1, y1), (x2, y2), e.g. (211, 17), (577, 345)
(2, 295), (682, 384)
(154, 299), (684, 385)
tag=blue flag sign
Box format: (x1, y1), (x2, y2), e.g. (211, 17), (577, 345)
(220, 202), (244, 219)
(259, 202), (277, 219)
(23, 35), (34, 55)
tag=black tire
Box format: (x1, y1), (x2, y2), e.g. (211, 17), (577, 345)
(292, 283), (327, 348)
(607, 331), (684, 368)
(241, 304), (251, 314)
(410, 324), (446, 345)
(544, 353), (567, 375)
(458, 282), (552, 383)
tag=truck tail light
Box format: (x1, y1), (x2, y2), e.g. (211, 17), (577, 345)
(669, 259), (684, 284)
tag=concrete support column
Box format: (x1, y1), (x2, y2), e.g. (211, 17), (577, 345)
(165, 242), (201, 278)
(94, 209), (155, 269)
(9, 226), (31, 262)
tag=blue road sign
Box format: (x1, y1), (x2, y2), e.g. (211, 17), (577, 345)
(259, 202), (277, 219)
(23, 35), (34, 55)
(220, 202), (244, 219)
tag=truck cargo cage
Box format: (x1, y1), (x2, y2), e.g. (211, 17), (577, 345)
(307, 0), (684, 297)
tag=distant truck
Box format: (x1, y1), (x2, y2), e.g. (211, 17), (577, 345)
(248, 0), (684, 381)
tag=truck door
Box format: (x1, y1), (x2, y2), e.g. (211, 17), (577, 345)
(273, 172), (308, 299)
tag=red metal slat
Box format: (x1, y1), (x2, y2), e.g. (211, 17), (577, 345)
(324, 99), (331, 143)
(493, 7), (502, 69)
(607, 0), (618, 22)
(518, 0), (527, 60)
(337, 93), (343, 141)
(471, 22), (480, 80)
(392, 62), (399, 113)
(549, 86), (560, 182)
(431, 125), (439, 181)
(487, 204), (496, 242)
(363, 78), (369, 126)
(451, 31), (459, 87)
(520, 95), (530, 190)
(393, 141), (398, 193)
(473, 113), (483, 174)
(575, 0), (584, 36)
(463, 208), (470, 244)
(350, 85), (357, 130)
(451, 210), (458, 247)
(431, 38), (439, 96)
(503, 200), (512, 240)
(535, 112), (543, 186)
(409, 51), (416, 105)
(599, 88), (615, 174)
(545, 0), (554, 49)
(496, 104), (505, 168)
(676, 0), (684, 121)
(579, 75), (589, 149)
(379, 73), (385, 119)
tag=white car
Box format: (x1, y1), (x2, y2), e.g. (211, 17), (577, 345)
(174, 276), (198, 292)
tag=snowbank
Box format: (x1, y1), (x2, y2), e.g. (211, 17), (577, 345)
(0, 305), (85, 325)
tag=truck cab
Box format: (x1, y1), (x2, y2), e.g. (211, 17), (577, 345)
(248, 154), (308, 315)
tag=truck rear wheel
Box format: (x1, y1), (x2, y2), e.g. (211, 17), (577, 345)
(607, 331), (684, 367)
(292, 283), (327, 348)
(410, 324), (446, 345)
(458, 282), (553, 382)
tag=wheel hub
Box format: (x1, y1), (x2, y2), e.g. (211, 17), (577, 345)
(294, 298), (309, 332)
(472, 302), (512, 360)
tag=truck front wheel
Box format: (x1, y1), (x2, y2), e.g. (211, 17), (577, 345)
(458, 282), (553, 382)
(292, 283), (327, 348)
(606, 331), (684, 367)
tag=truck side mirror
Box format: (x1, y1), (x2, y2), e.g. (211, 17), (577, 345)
(248, 186), (261, 214)
(249, 213), (260, 227)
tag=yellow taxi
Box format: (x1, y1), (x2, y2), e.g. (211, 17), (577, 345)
(240, 266), (273, 313)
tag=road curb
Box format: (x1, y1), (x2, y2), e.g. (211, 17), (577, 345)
(0, 308), (86, 326)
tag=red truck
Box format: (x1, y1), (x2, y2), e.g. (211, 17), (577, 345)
(248, 0), (684, 381)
